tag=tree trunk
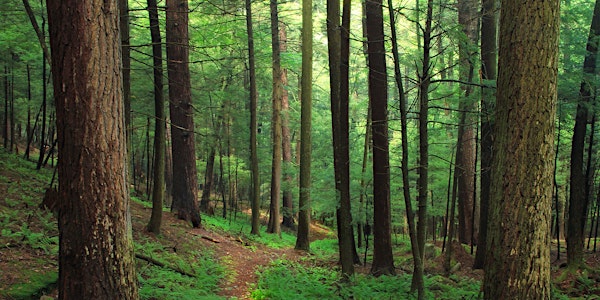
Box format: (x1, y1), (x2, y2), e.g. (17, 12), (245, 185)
(147, 0), (165, 234)
(568, 0), (600, 268)
(295, 0), (313, 251)
(246, 0), (261, 235)
(46, 0), (139, 298)
(366, 0), (395, 276)
(388, 0), (422, 295)
(473, 0), (498, 270)
(201, 147), (216, 214)
(166, 0), (201, 227)
(280, 25), (295, 229)
(416, 0), (433, 267)
(482, 0), (559, 297)
(267, 0), (282, 235)
(119, 0), (133, 183)
(456, 0), (478, 245)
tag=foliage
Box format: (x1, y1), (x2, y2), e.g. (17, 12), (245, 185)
(136, 239), (225, 300)
(251, 259), (482, 300)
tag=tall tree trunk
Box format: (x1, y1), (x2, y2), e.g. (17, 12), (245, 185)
(568, 0), (600, 268)
(46, 0), (139, 297)
(280, 25), (295, 229)
(295, 0), (313, 251)
(327, 0), (356, 276)
(388, 0), (423, 296)
(37, 58), (47, 169)
(456, 0), (478, 245)
(267, 0), (283, 235)
(166, 0), (201, 227)
(246, 0), (261, 235)
(482, 0), (559, 297)
(416, 0), (433, 266)
(147, 0), (165, 234)
(119, 0), (133, 182)
(366, 0), (395, 276)
(25, 64), (31, 159)
(473, 0), (498, 270)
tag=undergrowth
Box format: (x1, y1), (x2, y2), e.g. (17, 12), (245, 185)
(251, 259), (482, 300)
(135, 238), (225, 300)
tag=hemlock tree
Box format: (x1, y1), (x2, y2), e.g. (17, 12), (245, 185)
(295, 0), (313, 251)
(267, 0), (283, 235)
(46, 0), (139, 298)
(568, 0), (600, 268)
(482, 0), (559, 298)
(246, 0), (261, 235)
(473, 0), (498, 270)
(147, 0), (165, 234)
(366, 0), (395, 276)
(166, 0), (201, 227)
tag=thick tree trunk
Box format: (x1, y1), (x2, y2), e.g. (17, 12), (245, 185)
(366, 0), (395, 276)
(482, 0), (559, 298)
(267, 0), (282, 235)
(119, 0), (133, 183)
(46, 0), (139, 298)
(456, 0), (478, 245)
(147, 0), (165, 234)
(295, 0), (313, 251)
(473, 0), (498, 270)
(568, 0), (600, 268)
(166, 0), (201, 227)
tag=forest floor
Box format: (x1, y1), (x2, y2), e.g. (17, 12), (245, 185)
(1, 151), (600, 299)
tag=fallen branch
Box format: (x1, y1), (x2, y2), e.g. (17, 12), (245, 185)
(201, 235), (221, 243)
(135, 253), (196, 277)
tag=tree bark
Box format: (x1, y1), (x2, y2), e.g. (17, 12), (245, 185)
(482, 0), (559, 298)
(456, 0), (478, 245)
(473, 0), (498, 270)
(567, 0), (600, 268)
(245, 0), (261, 235)
(267, 0), (283, 235)
(166, 0), (201, 227)
(366, 0), (395, 276)
(295, 0), (313, 251)
(280, 25), (295, 229)
(147, 0), (165, 234)
(46, 0), (139, 298)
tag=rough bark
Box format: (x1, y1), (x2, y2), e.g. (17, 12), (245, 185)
(280, 25), (295, 229)
(147, 0), (165, 234)
(166, 0), (201, 227)
(295, 0), (313, 251)
(482, 0), (559, 298)
(119, 0), (132, 182)
(245, 0), (261, 235)
(267, 0), (282, 235)
(366, 0), (395, 276)
(473, 0), (498, 270)
(46, 0), (139, 298)
(568, 0), (600, 268)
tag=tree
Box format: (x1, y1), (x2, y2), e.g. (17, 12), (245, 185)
(119, 0), (133, 181)
(366, 0), (395, 276)
(456, 0), (478, 246)
(245, 0), (261, 235)
(473, 0), (498, 270)
(46, 0), (139, 298)
(416, 0), (433, 272)
(388, 0), (423, 296)
(267, 0), (283, 235)
(280, 24), (295, 230)
(327, 0), (356, 276)
(166, 0), (201, 228)
(568, 0), (600, 268)
(482, 0), (559, 298)
(147, 0), (165, 234)
(295, 0), (313, 251)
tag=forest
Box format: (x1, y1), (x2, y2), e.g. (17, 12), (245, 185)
(0, 0), (599, 299)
